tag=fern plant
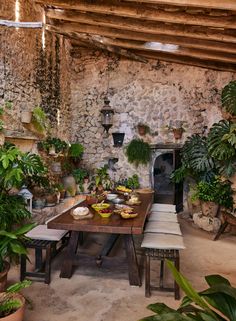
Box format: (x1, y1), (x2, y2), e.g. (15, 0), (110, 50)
(222, 80), (236, 116)
(31, 106), (49, 134)
(126, 139), (151, 167)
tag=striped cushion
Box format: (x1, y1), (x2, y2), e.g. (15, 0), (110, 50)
(26, 225), (68, 241)
(144, 221), (182, 235)
(148, 212), (178, 222)
(141, 233), (185, 250)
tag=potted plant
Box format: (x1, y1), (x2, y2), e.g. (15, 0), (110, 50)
(140, 260), (236, 321)
(89, 165), (113, 193)
(192, 178), (233, 217)
(126, 138), (151, 167)
(137, 123), (150, 136)
(0, 224), (35, 292)
(68, 142), (84, 168)
(29, 106), (49, 137)
(0, 280), (31, 321)
(72, 168), (89, 194)
(20, 109), (32, 124)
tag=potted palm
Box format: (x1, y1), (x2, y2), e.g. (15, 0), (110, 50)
(0, 280), (31, 321)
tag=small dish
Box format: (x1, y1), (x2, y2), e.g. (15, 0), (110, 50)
(106, 193), (118, 201)
(120, 212), (138, 219)
(91, 203), (110, 212)
(126, 200), (141, 206)
(98, 209), (113, 218)
(111, 198), (124, 204)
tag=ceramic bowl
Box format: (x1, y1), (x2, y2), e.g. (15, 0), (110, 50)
(106, 193), (118, 201)
(112, 197), (124, 204)
(98, 210), (113, 218)
(91, 203), (110, 212)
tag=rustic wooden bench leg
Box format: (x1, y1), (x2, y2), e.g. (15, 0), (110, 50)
(35, 248), (43, 271)
(214, 221), (229, 241)
(60, 231), (79, 278)
(20, 255), (26, 281)
(124, 234), (141, 286)
(174, 254), (180, 300)
(145, 254), (151, 297)
(159, 260), (164, 289)
(45, 243), (52, 284)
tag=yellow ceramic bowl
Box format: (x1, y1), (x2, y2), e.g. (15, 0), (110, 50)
(98, 211), (112, 218)
(91, 203), (110, 212)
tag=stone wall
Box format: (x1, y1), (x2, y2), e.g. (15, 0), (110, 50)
(0, 0), (72, 145)
(69, 48), (236, 187)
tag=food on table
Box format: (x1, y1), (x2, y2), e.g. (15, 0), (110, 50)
(111, 197), (124, 204)
(71, 207), (89, 219)
(98, 208), (113, 218)
(91, 203), (110, 212)
(116, 185), (132, 193)
(120, 212), (138, 219)
(114, 205), (138, 218)
(126, 193), (141, 205)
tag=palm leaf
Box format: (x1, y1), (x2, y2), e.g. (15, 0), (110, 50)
(222, 81), (236, 116)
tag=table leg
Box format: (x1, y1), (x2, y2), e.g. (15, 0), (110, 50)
(60, 231), (79, 278)
(124, 234), (141, 286)
(96, 234), (120, 267)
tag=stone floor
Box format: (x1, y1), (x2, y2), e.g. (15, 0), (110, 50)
(8, 214), (236, 321)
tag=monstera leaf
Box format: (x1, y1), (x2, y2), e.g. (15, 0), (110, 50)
(222, 80), (236, 116)
(207, 120), (236, 177)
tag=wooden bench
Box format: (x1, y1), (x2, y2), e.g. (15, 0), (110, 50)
(20, 225), (69, 284)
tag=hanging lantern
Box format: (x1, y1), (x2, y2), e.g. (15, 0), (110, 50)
(18, 185), (33, 214)
(100, 98), (114, 134)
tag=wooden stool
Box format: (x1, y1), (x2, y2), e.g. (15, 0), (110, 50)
(20, 225), (69, 284)
(141, 233), (185, 300)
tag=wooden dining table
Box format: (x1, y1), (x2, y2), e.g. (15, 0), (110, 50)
(47, 193), (153, 286)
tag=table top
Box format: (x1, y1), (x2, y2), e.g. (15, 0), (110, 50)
(47, 193), (153, 235)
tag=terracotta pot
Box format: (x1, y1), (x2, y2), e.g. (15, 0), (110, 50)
(0, 293), (25, 321)
(137, 125), (148, 136)
(51, 162), (61, 173)
(45, 193), (57, 206)
(173, 128), (184, 139)
(201, 201), (219, 217)
(0, 261), (10, 292)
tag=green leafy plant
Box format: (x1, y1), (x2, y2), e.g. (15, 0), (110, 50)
(0, 280), (31, 318)
(140, 260), (236, 321)
(73, 168), (89, 192)
(126, 139), (151, 167)
(207, 120), (236, 177)
(31, 106), (49, 134)
(0, 143), (47, 192)
(118, 174), (140, 190)
(0, 223), (35, 273)
(89, 165), (113, 191)
(222, 80), (236, 116)
(38, 137), (68, 154)
(192, 177), (233, 209)
(68, 143), (84, 159)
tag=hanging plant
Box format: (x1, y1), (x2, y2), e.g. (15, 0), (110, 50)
(126, 138), (151, 167)
(221, 80), (236, 117)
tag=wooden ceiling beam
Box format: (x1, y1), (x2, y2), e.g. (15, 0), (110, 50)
(46, 9), (236, 43)
(46, 22), (236, 55)
(135, 50), (236, 72)
(68, 34), (236, 64)
(124, 0), (236, 11)
(35, 0), (236, 29)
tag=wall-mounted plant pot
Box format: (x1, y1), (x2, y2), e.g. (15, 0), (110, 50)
(112, 132), (125, 147)
(21, 111), (32, 124)
(51, 161), (61, 173)
(49, 146), (56, 156)
(173, 128), (184, 140)
(137, 125), (149, 136)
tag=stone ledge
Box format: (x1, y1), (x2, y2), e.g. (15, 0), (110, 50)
(32, 195), (86, 224)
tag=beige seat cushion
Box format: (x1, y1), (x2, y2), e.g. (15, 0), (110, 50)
(141, 233), (185, 249)
(148, 212), (178, 222)
(144, 221), (182, 235)
(26, 225), (68, 241)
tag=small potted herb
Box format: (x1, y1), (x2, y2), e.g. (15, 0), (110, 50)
(137, 123), (150, 136)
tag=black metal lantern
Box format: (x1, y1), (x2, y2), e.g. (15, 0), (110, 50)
(100, 98), (114, 134)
